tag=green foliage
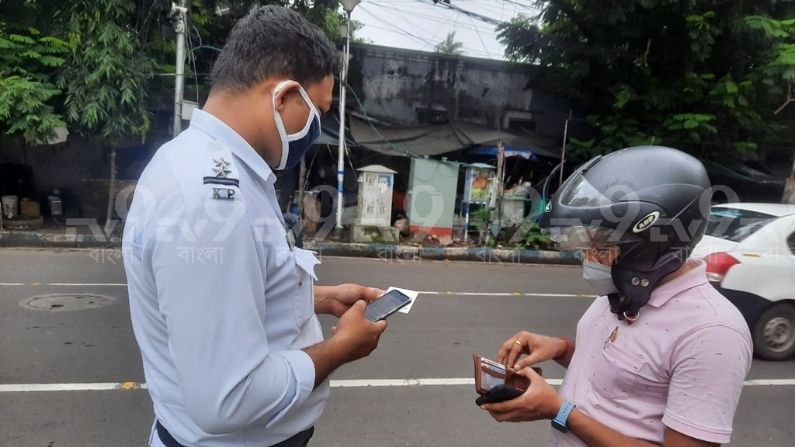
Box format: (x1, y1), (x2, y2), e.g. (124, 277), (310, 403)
(498, 0), (795, 159)
(512, 222), (553, 250)
(0, 76), (65, 143)
(57, 0), (151, 142)
(469, 207), (492, 230)
(436, 32), (464, 56)
(0, 0), (350, 148)
(0, 19), (69, 144)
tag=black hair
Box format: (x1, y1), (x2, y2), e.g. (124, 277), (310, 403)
(210, 5), (340, 92)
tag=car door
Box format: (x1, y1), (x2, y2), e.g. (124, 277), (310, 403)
(722, 216), (795, 303)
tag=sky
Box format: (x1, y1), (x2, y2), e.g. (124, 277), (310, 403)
(350, 0), (541, 60)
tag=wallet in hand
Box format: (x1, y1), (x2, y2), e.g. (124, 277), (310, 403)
(473, 355), (541, 405)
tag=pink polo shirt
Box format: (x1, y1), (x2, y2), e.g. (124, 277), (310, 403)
(549, 259), (752, 446)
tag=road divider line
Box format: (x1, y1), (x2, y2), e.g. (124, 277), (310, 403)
(330, 378), (482, 387)
(2, 378), (794, 393)
(47, 283), (128, 287)
(0, 283), (595, 298)
(744, 379), (795, 386)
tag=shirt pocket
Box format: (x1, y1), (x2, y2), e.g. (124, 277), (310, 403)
(292, 248), (319, 327)
(589, 341), (647, 401)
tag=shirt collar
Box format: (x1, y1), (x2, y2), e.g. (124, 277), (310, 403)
(647, 258), (708, 308)
(189, 108), (274, 184)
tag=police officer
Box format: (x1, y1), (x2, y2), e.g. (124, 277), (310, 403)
(481, 147), (752, 447)
(123, 6), (387, 446)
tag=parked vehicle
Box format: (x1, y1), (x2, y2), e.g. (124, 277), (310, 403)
(703, 160), (786, 203)
(692, 203), (795, 360)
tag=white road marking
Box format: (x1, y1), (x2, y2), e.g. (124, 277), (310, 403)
(743, 379), (795, 386)
(2, 378), (794, 393)
(418, 291), (591, 298)
(46, 283), (127, 287)
(0, 383), (129, 392)
(330, 378), (481, 387)
(0, 282), (594, 298)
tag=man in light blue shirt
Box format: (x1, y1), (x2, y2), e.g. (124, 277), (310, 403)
(123, 6), (388, 446)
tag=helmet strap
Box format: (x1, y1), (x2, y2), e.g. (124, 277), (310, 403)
(608, 249), (685, 322)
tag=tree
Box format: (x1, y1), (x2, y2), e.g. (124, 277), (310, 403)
(57, 0), (152, 235)
(498, 0), (795, 168)
(0, 4), (69, 145)
(0, 0), (356, 229)
(744, 14), (795, 203)
(436, 31), (464, 56)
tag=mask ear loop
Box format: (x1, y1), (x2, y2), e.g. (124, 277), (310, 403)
(271, 82), (293, 171)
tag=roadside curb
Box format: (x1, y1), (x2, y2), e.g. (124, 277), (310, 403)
(0, 231), (580, 265)
(0, 230), (120, 248)
(306, 241), (580, 265)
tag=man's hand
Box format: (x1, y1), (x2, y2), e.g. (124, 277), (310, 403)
(331, 300), (388, 362)
(497, 331), (569, 369)
(314, 284), (384, 317)
(480, 367), (563, 422)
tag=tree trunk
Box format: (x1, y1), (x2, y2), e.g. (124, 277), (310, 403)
(104, 145), (117, 238)
(782, 149), (795, 204)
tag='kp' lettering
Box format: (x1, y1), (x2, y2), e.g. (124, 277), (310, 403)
(212, 188), (235, 200)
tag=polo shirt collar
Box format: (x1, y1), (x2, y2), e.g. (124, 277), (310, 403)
(189, 109), (274, 185)
(646, 258), (708, 308)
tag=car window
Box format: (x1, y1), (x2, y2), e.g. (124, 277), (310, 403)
(788, 231), (795, 255)
(706, 208), (777, 242)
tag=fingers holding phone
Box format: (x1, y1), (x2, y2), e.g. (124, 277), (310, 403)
(333, 300), (387, 362)
(481, 367), (564, 423)
(330, 290), (411, 363)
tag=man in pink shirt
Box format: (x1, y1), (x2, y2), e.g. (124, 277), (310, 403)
(482, 146), (752, 447)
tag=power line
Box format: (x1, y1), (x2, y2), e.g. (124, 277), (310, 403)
(363, 1), (496, 33)
(420, 0), (505, 26)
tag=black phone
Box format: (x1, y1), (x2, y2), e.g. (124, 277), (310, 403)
(475, 384), (523, 405)
(364, 290), (412, 322)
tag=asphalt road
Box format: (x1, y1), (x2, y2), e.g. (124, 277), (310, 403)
(0, 248), (793, 447)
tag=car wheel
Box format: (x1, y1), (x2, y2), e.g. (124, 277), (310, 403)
(753, 303), (795, 361)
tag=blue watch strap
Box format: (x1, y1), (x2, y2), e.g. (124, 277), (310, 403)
(552, 400), (576, 433)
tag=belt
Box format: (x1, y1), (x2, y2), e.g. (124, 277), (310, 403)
(155, 421), (315, 447)
(155, 420), (185, 447)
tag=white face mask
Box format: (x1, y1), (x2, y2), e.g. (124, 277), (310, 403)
(582, 259), (619, 296)
(271, 80), (322, 171)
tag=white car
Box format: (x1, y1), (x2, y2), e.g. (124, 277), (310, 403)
(692, 203), (795, 360)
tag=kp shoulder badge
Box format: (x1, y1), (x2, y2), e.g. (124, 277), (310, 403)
(203, 156), (240, 200)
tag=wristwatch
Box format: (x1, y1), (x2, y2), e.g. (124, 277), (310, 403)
(551, 400), (576, 433)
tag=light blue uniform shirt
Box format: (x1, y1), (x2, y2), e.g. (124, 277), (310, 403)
(123, 109), (328, 446)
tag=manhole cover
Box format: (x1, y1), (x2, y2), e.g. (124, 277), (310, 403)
(20, 293), (117, 311)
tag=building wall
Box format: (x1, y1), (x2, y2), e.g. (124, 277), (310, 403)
(348, 44), (587, 141)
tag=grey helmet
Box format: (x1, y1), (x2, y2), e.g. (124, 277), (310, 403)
(541, 146), (711, 321)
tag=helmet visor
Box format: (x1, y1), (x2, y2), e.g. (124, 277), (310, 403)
(545, 225), (640, 251)
(560, 175), (615, 208)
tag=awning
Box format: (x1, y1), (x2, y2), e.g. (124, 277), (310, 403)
(472, 146), (557, 160)
(348, 115), (559, 159)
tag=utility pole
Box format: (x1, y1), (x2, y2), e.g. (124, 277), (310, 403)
(495, 140), (505, 233)
(172, 0), (188, 137)
(336, 0), (361, 231)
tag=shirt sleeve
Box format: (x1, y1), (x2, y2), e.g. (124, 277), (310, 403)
(150, 198), (316, 435)
(662, 324), (752, 444)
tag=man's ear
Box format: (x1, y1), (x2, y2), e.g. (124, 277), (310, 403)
(272, 80), (301, 112)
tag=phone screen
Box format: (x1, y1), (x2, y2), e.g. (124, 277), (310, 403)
(364, 290), (411, 321)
